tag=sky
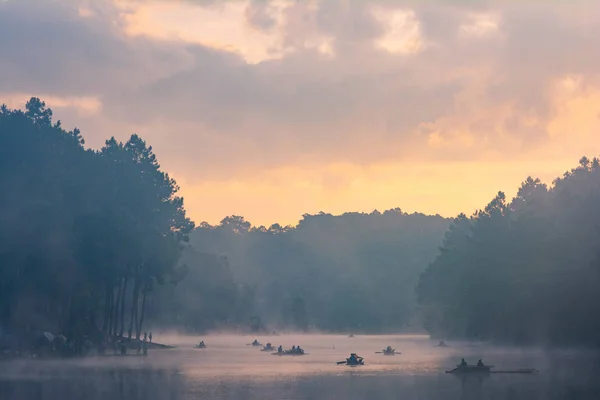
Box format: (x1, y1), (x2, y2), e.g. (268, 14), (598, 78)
(1, 0), (600, 226)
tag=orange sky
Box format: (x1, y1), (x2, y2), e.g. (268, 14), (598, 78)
(2, 0), (600, 226)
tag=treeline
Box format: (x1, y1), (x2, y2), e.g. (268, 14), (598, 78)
(0, 99), (194, 343)
(418, 158), (600, 346)
(0, 98), (451, 341)
(181, 211), (450, 333)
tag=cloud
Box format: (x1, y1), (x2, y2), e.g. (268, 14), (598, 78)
(2, 0), (600, 223)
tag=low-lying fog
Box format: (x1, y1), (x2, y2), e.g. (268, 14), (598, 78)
(2, 334), (600, 399)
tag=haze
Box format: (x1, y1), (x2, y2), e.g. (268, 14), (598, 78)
(3, 0), (600, 399)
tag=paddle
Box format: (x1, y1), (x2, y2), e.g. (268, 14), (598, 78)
(337, 361), (347, 364)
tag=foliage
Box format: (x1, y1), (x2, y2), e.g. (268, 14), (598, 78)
(418, 160), (600, 345)
(0, 98), (194, 342)
(189, 210), (450, 332)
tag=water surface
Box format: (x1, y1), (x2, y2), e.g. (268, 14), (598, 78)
(1, 334), (599, 399)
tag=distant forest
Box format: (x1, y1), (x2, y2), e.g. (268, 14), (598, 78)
(147, 211), (449, 333)
(2, 98), (600, 347)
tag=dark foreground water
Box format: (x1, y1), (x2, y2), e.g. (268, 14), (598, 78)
(1, 334), (600, 400)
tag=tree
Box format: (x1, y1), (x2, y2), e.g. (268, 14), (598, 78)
(188, 209), (450, 333)
(418, 157), (600, 346)
(0, 98), (193, 349)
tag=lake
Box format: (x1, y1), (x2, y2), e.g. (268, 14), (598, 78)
(1, 334), (599, 399)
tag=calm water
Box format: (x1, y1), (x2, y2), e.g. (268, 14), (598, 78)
(1, 334), (599, 399)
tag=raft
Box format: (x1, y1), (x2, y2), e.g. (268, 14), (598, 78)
(446, 365), (537, 374)
(446, 365), (492, 374)
(376, 348), (398, 355)
(343, 359), (364, 366)
(272, 351), (306, 356)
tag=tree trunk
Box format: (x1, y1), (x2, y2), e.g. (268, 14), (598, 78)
(107, 286), (114, 338)
(128, 272), (140, 340)
(112, 279), (123, 337)
(102, 284), (110, 334)
(134, 293), (139, 340)
(136, 284), (148, 340)
(119, 278), (128, 338)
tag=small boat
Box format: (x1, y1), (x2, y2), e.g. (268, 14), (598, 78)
(345, 359), (364, 366)
(272, 349), (306, 356)
(337, 354), (364, 366)
(446, 364), (538, 374)
(247, 340), (262, 347)
(261, 346), (275, 352)
(348, 334), (355, 338)
(376, 347), (398, 355)
(434, 341), (449, 348)
(194, 341), (207, 349)
(446, 364), (492, 374)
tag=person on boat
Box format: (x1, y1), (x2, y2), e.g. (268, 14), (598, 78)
(291, 345), (296, 352)
(439, 341), (446, 347)
(252, 339), (259, 345)
(348, 353), (359, 363)
(460, 358), (467, 367)
(198, 340), (205, 348)
(385, 346), (393, 353)
(296, 346), (303, 354)
(149, 332), (153, 343)
(265, 342), (272, 350)
(277, 345), (283, 353)
(477, 359), (484, 367)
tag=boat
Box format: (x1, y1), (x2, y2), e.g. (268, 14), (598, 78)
(346, 358), (364, 365)
(272, 349), (306, 356)
(434, 341), (449, 348)
(446, 364), (492, 374)
(194, 341), (206, 349)
(376, 347), (398, 355)
(261, 346), (275, 352)
(337, 353), (364, 366)
(446, 364), (537, 374)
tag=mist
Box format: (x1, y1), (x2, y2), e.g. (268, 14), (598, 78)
(4, 95), (600, 398)
(3, 0), (600, 397)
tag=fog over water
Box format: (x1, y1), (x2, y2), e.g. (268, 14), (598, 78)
(2, 334), (600, 400)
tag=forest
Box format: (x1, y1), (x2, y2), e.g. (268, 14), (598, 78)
(418, 159), (600, 346)
(2, 97), (600, 351)
(0, 98), (449, 350)
(0, 98), (194, 347)
(161, 210), (450, 333)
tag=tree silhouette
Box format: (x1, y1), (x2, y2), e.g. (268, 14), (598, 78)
(418, 159), (600, 345)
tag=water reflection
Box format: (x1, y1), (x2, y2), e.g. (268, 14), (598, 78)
(0, 369), (186, 400)
(1, 334), (599, 400)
